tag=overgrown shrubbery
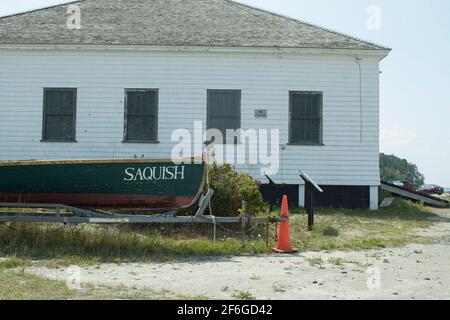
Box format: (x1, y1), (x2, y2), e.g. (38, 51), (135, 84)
(206, 163), (267, 217)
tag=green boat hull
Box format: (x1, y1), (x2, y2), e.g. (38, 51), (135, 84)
(0, 159), (206, 210)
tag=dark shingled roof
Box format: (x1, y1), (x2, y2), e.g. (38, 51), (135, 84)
(0, 0), (388, 50)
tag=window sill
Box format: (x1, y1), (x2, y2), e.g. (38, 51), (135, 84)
(41, 139), (77, 143)
(287, 143), (324, 147)
(122, 140), (160, 144)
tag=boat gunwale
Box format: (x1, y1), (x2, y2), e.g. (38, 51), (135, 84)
(0, 157), (204, 167)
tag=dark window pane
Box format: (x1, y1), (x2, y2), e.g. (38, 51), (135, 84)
(125, 90), (158, 141)
(208, 91), (240, 118)
(306, 96), (320, 117)
(46, 90), (61, 114)
(43, 89), (76, 141)
(208, 94), (223, 116)
(207, 90), (241, 144)
(310, 119), (320, 143)
(223, 92), (239, 115)
(209, 117), (240, 132)
(60, 90), (75, 114)
(127, 92), (142, 115)
(142, 91), (157, 115)
(291, 119), (321, 144)
(60, 115), (74, 140)
(291, 94), (321, 118)
(141, 116), (156, 140)
(290, 93), (322, 144)
(126, 116), (142, 141)
(291, 95), (303, 117)
(292, 119), (303, 142)
(45, 115), (60, 139)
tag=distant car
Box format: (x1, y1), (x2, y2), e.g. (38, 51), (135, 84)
(419, 184), (444, 195)
(391, 180), (416, 191)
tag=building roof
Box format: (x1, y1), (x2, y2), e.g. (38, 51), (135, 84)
(0, 0), (389, 50)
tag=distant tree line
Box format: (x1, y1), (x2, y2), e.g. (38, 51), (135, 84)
(380, 153), (425, 186)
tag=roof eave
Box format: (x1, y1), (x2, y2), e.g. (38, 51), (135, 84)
(0, 43), (391, 57)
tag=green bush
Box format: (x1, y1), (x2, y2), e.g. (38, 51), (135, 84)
(206, 163), (267, 217)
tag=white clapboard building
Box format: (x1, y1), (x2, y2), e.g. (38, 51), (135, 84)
(0, 0), (390, 209)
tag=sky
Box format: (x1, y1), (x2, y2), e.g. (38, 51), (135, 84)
(1, 0), (449, 187)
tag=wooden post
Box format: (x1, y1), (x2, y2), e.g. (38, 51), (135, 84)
(240, 201), (247, 248)
(240, 216), (246, 248)
(309, 184), (315, 231)
(305, 182), (314, 231)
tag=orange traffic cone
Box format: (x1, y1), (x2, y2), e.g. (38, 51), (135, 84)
(273, 195), (297, 253)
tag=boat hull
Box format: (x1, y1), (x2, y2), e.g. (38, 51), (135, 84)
(0, 159), (206, 210)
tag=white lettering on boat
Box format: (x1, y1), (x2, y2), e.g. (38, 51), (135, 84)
(124, 168), (135, 181)
(124, 166), (185, 181)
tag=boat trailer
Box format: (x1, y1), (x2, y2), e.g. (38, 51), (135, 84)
(0, 189), (284, 225)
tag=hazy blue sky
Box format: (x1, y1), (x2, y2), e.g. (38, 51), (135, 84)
(1, 0), (449, 186)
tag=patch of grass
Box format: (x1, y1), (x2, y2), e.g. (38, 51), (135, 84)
(306, 257), (324, 266)
(282, 199), (436, 252)
(250, 274), (262, 280)
(322, 227), (339, 237)
(272, 283), (287, 293)
(0, 270), (207, 300)
(0, 257), (31, 270)
(232, 290), (256, 300)
(0, 270), (76, 300)
(0, 223), (268, 265)
(327, 257), (346, 266)
(42, 257), (103, 269)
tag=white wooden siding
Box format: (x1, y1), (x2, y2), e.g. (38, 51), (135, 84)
(0, 49), (381, 186)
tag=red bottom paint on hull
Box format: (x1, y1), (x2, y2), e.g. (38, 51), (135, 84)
(0, 193), (195, 210)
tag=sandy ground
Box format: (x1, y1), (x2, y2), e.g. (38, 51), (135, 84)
(26, 209), (450, 300)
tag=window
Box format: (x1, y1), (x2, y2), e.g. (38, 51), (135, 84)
(124, 89), (158, 143)
(42, 88), (77, 142)
(207, 90), (241, 144)
(289, 92), (323, 145)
